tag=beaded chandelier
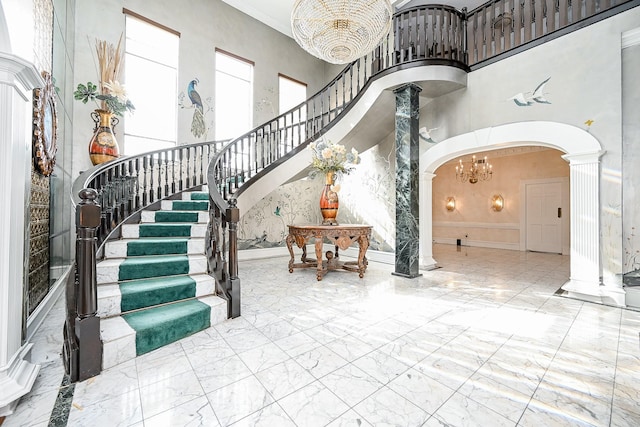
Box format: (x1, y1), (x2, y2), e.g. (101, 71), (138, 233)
(291, 0), (393, 64)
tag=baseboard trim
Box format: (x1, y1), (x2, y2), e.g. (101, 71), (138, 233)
(26, 264), (71, 340)
(433, 238), (520, 251)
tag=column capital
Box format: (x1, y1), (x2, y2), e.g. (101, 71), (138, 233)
(393, 83), (422, 94)
(561, 150), (606, 165)
(422, 172), (436, 181)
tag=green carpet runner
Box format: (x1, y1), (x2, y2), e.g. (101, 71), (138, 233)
(123, 300), (211, 355)
(119, 255), (190, 281)
(126, 238), (189, 256)
(154, 211), (199, 223)
(119, 276), (197, 312)
(139, 224), (194, 237)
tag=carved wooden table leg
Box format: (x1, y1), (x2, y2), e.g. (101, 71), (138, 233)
(315, 233), (324, 281)
(286, 233), (295, 273)
(357, 234), (370, 278)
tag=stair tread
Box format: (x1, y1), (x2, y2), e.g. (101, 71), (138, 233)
(123, 299), (212, 355)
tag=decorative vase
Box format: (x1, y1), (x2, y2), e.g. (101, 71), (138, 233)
(320, 171), (339, 225)
(88, 109), (120, 165)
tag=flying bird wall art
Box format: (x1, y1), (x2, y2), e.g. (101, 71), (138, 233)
(508, 77), (552, 107)
(419, 126), (439, 144)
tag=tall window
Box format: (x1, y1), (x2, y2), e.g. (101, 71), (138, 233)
(215, 49), (253, 140)
(124, 11), (179, 155)
(279, 74), (306, 114)
(279, 74), (307, 149)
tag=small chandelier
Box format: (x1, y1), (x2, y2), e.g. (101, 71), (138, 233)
(291, 0), (393, 65)
(455, 155), (493, 184)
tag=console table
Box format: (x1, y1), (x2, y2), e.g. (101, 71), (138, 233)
(285, 224), (372, 281)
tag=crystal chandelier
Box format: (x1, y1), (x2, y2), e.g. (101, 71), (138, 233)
(291, 0), (393, 65)
(455, 155), (493, 184)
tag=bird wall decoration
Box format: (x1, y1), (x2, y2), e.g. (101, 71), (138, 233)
(508, 77), (552, 107)
(187, 79), (206, 138)
(419, 126), (438, 144)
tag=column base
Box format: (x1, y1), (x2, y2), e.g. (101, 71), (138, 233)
(419, 256), (438, 271)
(0, 343), (40, 417)
(392, 272), (423, 279)
(561, 279), (626, 307)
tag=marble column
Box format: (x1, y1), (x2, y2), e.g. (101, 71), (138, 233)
(0, 53), (42, 415)
(393, 83), (422, 278)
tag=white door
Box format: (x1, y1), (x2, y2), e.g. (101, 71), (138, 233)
(526, 182), (562, 253)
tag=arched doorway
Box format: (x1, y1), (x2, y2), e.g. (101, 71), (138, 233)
(419, 121), (623, 306)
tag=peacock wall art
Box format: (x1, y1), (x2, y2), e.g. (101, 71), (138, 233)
(178, 78), (213, 139)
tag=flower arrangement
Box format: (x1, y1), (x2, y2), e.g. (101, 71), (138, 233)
(308, 139), (360, 180)
(73, 35), (135, 116)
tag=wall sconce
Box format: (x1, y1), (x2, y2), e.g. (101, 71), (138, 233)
(492, 194), (504, 211)
(446, 197), (456, 212)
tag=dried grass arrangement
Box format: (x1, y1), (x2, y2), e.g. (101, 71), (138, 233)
(74, 34), (134, 116)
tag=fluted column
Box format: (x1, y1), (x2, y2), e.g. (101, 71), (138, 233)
(561, 151), (618, 304)
(420, 172), (437, 270)
(393, 83), (422, 278)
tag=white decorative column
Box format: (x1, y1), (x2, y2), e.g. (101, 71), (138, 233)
(0, 52), (42, 416)
(561, 151), (610, 303)
(420, 172), (437, 270)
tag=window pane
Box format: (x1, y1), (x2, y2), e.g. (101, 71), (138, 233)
(279, 76), (306, 113)
(124, 14), (179, 155)
(126, 16), (178, 67)
(215, 51), (253, 140)
(124, 135), (175, 156)
(125, 54), (177, 141)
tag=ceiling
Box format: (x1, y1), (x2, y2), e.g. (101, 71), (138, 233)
(221, 0), (487, 39)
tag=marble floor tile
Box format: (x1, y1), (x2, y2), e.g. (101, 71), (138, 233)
(353, 387), (430, 427)
(66, 388), (143, 427)
(387, 368), (455, 414)
(319, 363), (383, 407)
(228, 402), (295, 427)
(237, 342), (290, 373)
(73, 359), (138, 407)
(2, 388), (59, 427)
(352, 349), (411, 385)
(431, 392), (514, 427)
(294, 345), (349, 379)
(139, 369), (206, 419)
(255, 359), (315, 400)
(278, 381), (350, 427)
(326, 409), (373, 427)
(207, 376), (274, 426)
(325, 334), (376, 362)
(273, 331), (321, 357)
(191, 354), (253, 394)
(143, 396), (219, 427)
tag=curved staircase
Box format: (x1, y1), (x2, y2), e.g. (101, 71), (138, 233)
(96, 189), (227, 369)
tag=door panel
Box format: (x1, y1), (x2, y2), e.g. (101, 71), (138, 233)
(526, 182), (562, 253)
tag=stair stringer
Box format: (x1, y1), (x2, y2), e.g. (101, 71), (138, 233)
(235, 64), (467, 214)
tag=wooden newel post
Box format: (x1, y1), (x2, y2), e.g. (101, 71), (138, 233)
(226, 199), (241, 318)
(75, 188), (103, 380)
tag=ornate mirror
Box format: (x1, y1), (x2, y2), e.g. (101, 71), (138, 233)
(33, 70), (58, 176)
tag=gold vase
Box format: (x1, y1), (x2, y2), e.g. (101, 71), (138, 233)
(320, 171), (339, 225)
(88, 109), (120, 165)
